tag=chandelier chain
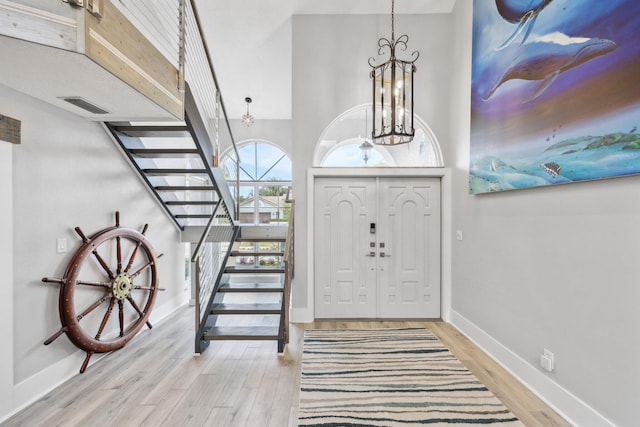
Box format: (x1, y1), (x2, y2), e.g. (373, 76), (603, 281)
(391, 0), (395, 40)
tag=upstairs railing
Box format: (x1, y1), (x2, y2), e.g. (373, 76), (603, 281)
(186, 0), (241, 220)
(119, 0), (241, 222)
(109, 0), (240, 223)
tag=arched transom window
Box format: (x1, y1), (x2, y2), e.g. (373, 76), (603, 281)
(314, 104), (443, 167)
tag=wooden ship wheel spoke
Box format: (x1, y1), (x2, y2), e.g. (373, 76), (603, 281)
(43, 212), (163, 373)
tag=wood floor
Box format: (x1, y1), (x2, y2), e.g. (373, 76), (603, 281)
(3, 306), (570, 427)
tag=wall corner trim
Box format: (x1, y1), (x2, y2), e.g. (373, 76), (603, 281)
(290, 307), (314, 323)
(449, 310), (616, 427)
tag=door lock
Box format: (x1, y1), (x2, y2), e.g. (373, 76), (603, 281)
(380, 252), (390, 257)
(366, 252), (376, 257)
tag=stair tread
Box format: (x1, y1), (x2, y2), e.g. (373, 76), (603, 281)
(112, 125), (190, 138)
(210, 302), (282, 314)
(236, 237), (286, 242)
(166, 201), (217, 206)
(128, 148), (200, 158)
(143, 168), (208, 174)
(230, 250), (284, 257)
(219, 282), (284, 292)
(156, 186), (216, 191)
(225, 266), (285, 273)
(203, 326), (280, 340)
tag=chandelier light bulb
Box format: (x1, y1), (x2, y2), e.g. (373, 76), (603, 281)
(242, 96), (254, 126)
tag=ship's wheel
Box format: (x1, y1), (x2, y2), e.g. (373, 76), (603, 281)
(43, 212), (163, 373)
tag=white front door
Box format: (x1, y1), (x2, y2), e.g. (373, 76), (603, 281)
(314, 178), (377, 318)
(377, 178), (441, 318)
(314, 177), (441, 319)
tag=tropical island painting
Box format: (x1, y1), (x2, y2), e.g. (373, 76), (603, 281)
(470, 0), (640, 194)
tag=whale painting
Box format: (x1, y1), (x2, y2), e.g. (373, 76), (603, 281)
(470, 0), (640, 194)
(484, 33), (617, 102)
(494, 0), (555, 50)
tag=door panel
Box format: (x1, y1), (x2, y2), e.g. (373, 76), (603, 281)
(314, 176), (440, 319)
(314, 178), (376, 318)
(378, 178), (441, 318)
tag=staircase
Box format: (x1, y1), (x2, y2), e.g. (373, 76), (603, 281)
(106, 84), (232, 229)
(203, 227), (289, 352)
(109, 112), (293, 354)
(102, 0), (293, 356)
(193, 216), (294, 355)
(106, 85), (294, 355)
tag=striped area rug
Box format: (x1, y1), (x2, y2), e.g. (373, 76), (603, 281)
(297, 328), (523, 426)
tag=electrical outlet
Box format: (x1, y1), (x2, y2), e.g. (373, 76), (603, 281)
(540, 348), (555, 372)
(456, 230), (463, 241)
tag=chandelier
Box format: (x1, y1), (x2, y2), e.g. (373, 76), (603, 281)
(359, 139), (374, 165)
(359, 109), (374, 165)
(368, 0), (419, 145)
(241, 97), (254, 126)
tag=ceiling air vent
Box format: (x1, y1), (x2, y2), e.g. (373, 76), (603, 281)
(60, 97), (110, 115)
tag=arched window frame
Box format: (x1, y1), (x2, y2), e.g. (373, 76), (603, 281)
(220, 139), (292, 225)
(313, 104), (444, 167)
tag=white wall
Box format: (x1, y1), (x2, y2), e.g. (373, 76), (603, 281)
(450, 2), (638, 426)
(2, 83), (188, 420)
(291, 13), (453, 315)
(0, 138), (14, 417)
(227, 119), (292, 158)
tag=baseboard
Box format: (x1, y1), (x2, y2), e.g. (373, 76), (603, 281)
(5, 294), (189, 424)
(10, 350), (94, 421)
(149, 291), (190, 325)
(290, 306), (314, 323)
(449, 310), (615, 427)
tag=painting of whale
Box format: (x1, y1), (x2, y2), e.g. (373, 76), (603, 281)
(495, 0), (554, 50)
(484, 33), (617, 102)
(470, 0), (640, 194)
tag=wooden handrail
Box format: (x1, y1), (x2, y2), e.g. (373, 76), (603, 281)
(282, 200), (295, 345)
(284, 200), (295, 266)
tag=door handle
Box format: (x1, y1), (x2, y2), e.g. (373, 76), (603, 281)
(380, 252), (390, 257)
(366, 252), (376, 257)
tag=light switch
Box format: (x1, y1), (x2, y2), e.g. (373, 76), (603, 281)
(56, 238), (68, 253)
(456, 230), (463, 241)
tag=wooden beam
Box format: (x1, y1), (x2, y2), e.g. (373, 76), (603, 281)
(0, 114), (21, 144)
(0, 1), (77, 51)
(84, 0), (184, 119)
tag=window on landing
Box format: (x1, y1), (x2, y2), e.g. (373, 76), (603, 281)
(221, 140), (291, 226)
